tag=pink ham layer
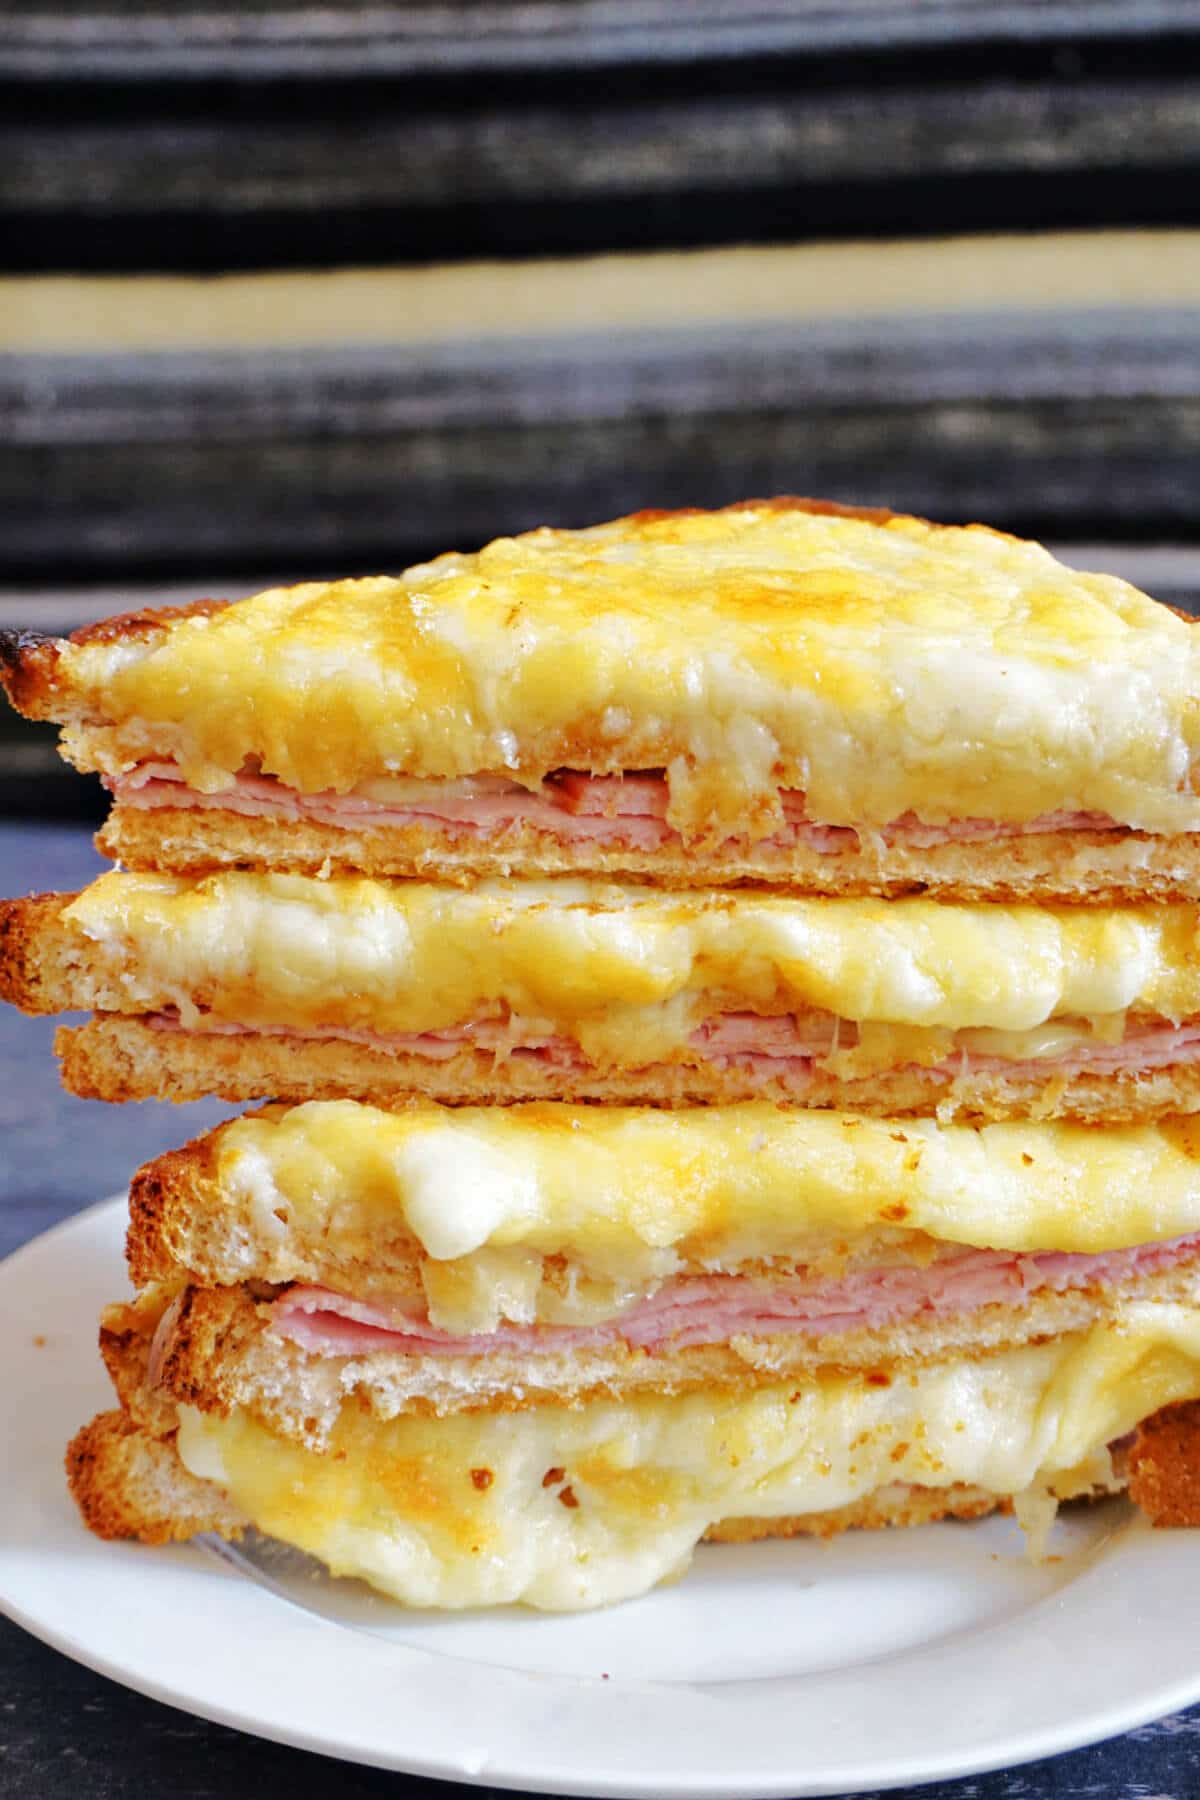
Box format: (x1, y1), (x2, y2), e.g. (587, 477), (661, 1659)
(271, 1232), (1200, 1361)
(143, 1007), (1200, 1082)
(109, 763), (1115, 853)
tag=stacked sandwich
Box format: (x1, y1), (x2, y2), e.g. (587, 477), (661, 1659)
(6, 497), (1200, 1611)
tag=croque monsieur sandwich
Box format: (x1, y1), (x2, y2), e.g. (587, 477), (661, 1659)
(5, 500), (1200, 899)
(72, 1101), (1200, 1609)
(8, 496), (1200, 1615)
(8, 871), (1200, 1120)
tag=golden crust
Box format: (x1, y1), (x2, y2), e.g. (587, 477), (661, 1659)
(50, 1010), (1200, 1124)
(126, 1122), (431, 1296)
(97, 804), (1200, 902)
(99, 1291), (189, 1438)
(0, 630), (62, 717)
(1129, 1400), (1200, 1526)
(126, 1133), (221, 1288)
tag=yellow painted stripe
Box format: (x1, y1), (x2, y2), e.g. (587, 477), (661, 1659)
(2, 231), (1199, 354)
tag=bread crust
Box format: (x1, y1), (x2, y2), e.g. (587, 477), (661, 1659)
(0, 892), (82, 1013)
(97, 803), (1200, 902)
(1129, 1400), (1200, 1526)
(52, 1010), (1200, 1124)
(0, 630), (62, 717)
(65, 1408), (243, 1545)
(126, 1132), (222, 1288)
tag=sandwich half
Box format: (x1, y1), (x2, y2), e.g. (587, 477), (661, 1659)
(71, 1099), (1200, 1609)
(8, 871), (1200, 1120)
(7, 500), (1200, 899)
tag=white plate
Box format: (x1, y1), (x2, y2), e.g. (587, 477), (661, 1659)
(4, 1196), (1200, 1797)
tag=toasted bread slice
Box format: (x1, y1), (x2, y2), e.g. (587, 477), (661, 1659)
(8, 498), (1200, 896)
(93, 804), (1200, 903)
(1128, 1400), (1200, 1526)
(65, 1409), (243, 1545)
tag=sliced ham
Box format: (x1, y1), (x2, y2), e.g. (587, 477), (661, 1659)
(271, 1232), (1200, 1362)
(700, 1015), (1200, 1080)
(108, 762), (1117, 853)
(691, 1011), (849, 1059)
(548, 771), (668, 819)
(143, 1006), (1200, 1083)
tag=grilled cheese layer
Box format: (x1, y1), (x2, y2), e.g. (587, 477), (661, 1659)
(27, 502), (1200, 835)
(208, 1101), (1200, 1333)
(175, 1305), (1200, 1609)
(59, 872), (1200, 1072)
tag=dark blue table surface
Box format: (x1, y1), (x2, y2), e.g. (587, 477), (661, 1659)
(3, 821), (1200, 1800)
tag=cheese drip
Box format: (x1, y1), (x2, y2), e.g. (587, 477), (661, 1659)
(57, 505), (1200, 832)
(176, 1305), (1200, 1610)
(63, 872), (1200, 1065)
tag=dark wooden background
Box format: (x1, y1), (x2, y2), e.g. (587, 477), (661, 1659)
(3, 4), (1200, 808)
(7, 4), (1200, 809)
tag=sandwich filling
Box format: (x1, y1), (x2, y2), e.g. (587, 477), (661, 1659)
(266, 1233), (1200, 1364)
(57, 872), (1200, 1090)
(109, 760), (1119, 858)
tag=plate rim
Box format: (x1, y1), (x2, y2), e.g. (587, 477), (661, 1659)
(4, 1194), (1200, 1799)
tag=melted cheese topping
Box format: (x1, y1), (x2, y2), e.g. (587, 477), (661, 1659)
(63, 872), (1200, 1066)
(216, 1101), (1200, 1311)
(58, 504), (1200, 832)
(175, 1305), (1200, 1609)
